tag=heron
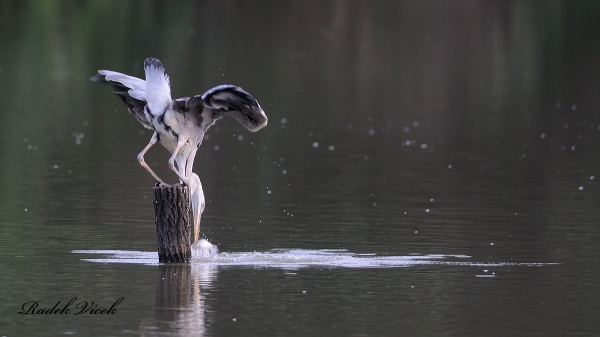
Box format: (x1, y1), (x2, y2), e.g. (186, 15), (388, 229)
(91, 57), (268, 245)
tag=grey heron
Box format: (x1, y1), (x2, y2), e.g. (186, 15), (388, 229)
(91, 57), (268, 244)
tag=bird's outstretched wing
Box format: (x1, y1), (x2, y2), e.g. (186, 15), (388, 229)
(187, 85), (268, 132)
(91, 71), (153, 130)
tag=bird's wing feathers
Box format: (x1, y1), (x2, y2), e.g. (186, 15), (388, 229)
(90, 71), (153, 130)
(144, 58), (172, 116)
(92, 60), (268, 134)
(188, 85), (268, 132)
(98, 70), (146, 100)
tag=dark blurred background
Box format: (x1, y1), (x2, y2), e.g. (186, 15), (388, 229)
(1, 0), (599, 251)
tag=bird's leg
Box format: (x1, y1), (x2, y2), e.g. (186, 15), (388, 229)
(138, 132), (170, 187)
(168, 137), (190, 185)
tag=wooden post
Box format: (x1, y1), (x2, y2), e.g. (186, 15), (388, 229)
(153, 185), (191, 263)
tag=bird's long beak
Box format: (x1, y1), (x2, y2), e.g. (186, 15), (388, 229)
(193, 220), (199, 243)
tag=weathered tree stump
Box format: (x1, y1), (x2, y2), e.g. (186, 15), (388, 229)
(153, 185), (191, 263)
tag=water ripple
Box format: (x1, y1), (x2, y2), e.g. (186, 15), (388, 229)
(72, 249), (558, 269)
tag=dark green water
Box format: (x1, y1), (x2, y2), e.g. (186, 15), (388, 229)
(1, 1), (600, 336)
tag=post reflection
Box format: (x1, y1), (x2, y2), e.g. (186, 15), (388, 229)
(140, 263), (218, 336)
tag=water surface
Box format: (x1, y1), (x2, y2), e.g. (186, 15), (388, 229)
(1, 1), (600, 336)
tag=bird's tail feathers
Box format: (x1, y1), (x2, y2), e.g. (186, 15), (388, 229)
(144, 57), (172, 115)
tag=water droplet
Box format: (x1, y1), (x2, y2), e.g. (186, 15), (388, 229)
(540, 133), (546, 139)
(578, 186), (584, 191)
(312, 142), (319, 148)
(281, 118), (288, 124)
(214, 145), (220, 151)
(328, 145), (335, 151)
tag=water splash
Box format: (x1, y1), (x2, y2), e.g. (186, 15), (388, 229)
(72, 249), (558, 269)
(191, 239), (219, 259)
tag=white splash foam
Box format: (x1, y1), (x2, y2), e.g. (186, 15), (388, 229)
(72, 249), (558, 269)
(191, 239), (219, 259)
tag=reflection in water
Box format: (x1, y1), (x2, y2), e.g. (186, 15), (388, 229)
(149, 264), (192, 335)
(73, 249), (559, 336)
(136, 262), (217, 337)
(70, 251), (219, 336)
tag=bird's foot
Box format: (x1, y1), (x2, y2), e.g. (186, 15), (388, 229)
(155, 181), (172, 188)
